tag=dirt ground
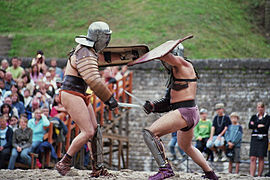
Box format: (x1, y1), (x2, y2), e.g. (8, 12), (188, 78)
(0, 168), (270, 180)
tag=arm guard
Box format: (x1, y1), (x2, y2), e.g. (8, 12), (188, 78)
(76, 47), (112, 102)
(152, 88), (171, 113)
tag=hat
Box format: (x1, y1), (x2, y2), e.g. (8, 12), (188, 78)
(215, 103), (224, 110)
(55, 77), (62, 83)
(230, 112), (239, 119)
(200, 108), (208, 114)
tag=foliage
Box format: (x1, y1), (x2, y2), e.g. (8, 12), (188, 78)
(0, 0), (269, 59)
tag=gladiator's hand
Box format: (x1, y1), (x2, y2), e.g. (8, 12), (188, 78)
(105, 96), (118, 110)
(143, 100), (154, 114)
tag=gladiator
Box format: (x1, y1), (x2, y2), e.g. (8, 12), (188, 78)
(141, 42), (218, 180)
(55, 21), (118, 177)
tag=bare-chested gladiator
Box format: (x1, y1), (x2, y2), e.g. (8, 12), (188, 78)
(55, 21), (118, 177)
(142, 43), (218, 180)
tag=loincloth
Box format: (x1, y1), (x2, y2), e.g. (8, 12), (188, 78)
(177, 106), (199, 132)
(59, 89), (91, 106)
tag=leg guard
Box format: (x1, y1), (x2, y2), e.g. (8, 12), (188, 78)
(143, 129), (167, 167)
(91, 124), (104, 169)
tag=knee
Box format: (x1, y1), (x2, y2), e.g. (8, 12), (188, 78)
(250, 156), (257, 162)
(84, 130), (95, 140)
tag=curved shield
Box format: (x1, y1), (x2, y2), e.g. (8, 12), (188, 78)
(128, 35), (193, 66)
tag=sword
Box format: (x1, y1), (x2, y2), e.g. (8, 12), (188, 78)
(124, 90), (145, 105)
(118, 102), (142, 108)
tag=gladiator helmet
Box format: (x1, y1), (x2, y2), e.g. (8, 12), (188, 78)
(161, 43), (184, 74)
(171, 43), (184, 57)
(75, 21), (112, 52)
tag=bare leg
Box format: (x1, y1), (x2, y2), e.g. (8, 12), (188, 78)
(235, 162), (240, 174)
(61, 91), (96, 156)
(250, 156), (257, 176)
(228, 161), (232, 173)
(178, 129), (212, 172)
(148, 110), (188, 137)
(258, 157), (264, 176)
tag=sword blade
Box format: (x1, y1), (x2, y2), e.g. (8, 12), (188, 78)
(124, 90), (144, 105)
(118, 102), (141, 108)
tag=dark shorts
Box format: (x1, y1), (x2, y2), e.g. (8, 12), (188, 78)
(178, 106), (199, 132)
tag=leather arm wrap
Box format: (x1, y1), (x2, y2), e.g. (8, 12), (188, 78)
(76, 56), (112, 102)
(152, 88), (171, 113)
(152, 97), (171, 113)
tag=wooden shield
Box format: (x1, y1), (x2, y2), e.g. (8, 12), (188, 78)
(98, 45), (149, 67)
(128, 35), (193, 66)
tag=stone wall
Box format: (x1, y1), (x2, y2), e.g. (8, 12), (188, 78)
(127, 58), (270, 172)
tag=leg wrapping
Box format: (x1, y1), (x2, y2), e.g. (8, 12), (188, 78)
(91, 124), (104, 169)
(143, 129), (167, 167)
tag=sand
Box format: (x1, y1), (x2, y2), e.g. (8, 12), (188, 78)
(0, 168), (269, 180)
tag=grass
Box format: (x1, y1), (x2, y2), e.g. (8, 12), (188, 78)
(0, 0), (269, 59)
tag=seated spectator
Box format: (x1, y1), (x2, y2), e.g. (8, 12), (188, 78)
(43, 72), (56, 90)
(1, 59), (9, 71)
(50, 58), (63, 79)
(28, 109), (50, 153)
(5, 72), (16, 91)
(3, 97), (19, 118)
(50, 93), (66, 120)
(21, 73), (35, 96)
(194, 108), (213, 161)
(121, 65), (130, 76)
(103, 67), (116, 84)
(8, 115), (19, 132)
(11, 93), (25, 117)
(0, 116), (13, 169)
(207, 103), (231, 162)
(4, 84), (24, 103)
(6, 57), (24, 81)
(55, 77), (62, 94)
(8, 116), (33, 169)
(31, 50), (47, 74)
(23, 89), (33, 110)
(30, 64), (43, 84)
(225, 112), (243, 174)
(0, 69), (6, 80)
(168, 132), (187, 162)
(25, 97), (40, 119)
(0, 103), (13, 118)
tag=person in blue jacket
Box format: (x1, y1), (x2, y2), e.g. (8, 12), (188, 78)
(224, 112), (242, 174)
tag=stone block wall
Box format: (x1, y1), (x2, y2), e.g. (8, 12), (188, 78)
(127, 58), (270, 172)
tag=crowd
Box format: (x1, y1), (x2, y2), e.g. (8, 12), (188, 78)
(0, 50), (130, 170)
(168, 102), (269, 177)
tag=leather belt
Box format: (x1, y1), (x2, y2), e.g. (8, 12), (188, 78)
(170, 100), (196, 110)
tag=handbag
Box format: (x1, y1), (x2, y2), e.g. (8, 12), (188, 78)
(225, 146), (234, 158)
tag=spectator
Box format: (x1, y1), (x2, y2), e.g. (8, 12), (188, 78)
(54, 77), (62, 94)
(120, 65), (130, 76)
(194, 108), (213, 161)
(30, 64), (43, 84)
(0, 103), (12, 118)
(0, 69), (6, 79)
(6, 57), (24, 80)
(36, 84), (52, 108)
(50, 58), (63, 79)
(207, 103), (231, 162)
(0, 116), (13, 169)
(43, 72), (56, 88)
(4, 97), (19, 118)
(28, 109), (50, 153)
(168, 132), (188, 162)
(103, 67), (116, 84)
(22, 73), (35, 96)
(0, 78), (7, 103)
(25, 97), (40, 119)
(4, 84), (24, 103)
(31, 50), (47, 74)
(50, 93), (66, 120)
(11, 93), (25, 117)
(23, 89), (33, 110)
(249, 102), (270, 177)
(1, 59), (9, 71)
(5, 72), (16, 91)
(8, 116), (33, 169)
(225, 112), (243, 174)
(8, 115), (19, 132)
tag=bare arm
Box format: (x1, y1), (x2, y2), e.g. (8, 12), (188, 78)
(159, 53), (190, 67)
